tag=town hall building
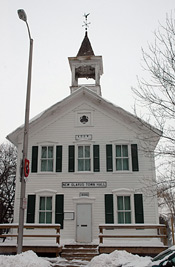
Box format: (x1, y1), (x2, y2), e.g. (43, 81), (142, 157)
(7, 28), (162, 247)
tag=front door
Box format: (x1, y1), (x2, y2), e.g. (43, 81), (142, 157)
(76, 204), (92, 243)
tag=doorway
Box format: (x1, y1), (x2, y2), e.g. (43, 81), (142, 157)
(76, 204), (92, 243)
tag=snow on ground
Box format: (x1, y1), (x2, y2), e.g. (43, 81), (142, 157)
(0, 251), (51, 267)
(87, 250), (152, 267)
(0, 249), (155, 267)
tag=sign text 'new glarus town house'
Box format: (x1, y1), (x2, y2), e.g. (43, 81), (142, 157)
(7, 26), (162, 246)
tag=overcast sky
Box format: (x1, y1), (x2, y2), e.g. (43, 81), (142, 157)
(1, 0), (175, 144)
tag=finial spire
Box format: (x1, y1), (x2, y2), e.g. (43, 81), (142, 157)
(82, 13), (91, 33)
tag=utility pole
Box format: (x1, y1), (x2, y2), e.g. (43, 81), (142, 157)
(17, 9), (33, 254)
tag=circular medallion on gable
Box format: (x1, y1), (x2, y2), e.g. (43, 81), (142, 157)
(80, 115), (89, 124)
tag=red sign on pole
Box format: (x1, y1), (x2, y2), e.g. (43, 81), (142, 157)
(24, 158), (30, 177)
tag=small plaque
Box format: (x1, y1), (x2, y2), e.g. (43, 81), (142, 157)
(64, 212), (74, 220)
(23, 198), (27, 209)
(79, 192), (89, 197)
(75, 134), (92, 141)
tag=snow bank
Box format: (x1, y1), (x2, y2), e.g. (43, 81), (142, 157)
(0, 250), (51, 267)
(0, 249), (155, 267)
(87, 250), (153, 267)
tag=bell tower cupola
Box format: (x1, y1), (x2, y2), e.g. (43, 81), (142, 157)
(68, 14), (103, 96)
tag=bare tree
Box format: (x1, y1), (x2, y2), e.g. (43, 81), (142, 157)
(132, 12), (175, 159)
(0, 142), (17, 224)
(132, 12), (175, 218)
(157, 176), (175, 217)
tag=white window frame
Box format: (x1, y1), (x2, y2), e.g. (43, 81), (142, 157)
(38, 144), (56, 173)
(116, 195), (131, 224)
(35, 189), (56, 224)
(75, 144), (93, 172)
(112, 189), (135, 224)
(113, 143), (132, 172)
(39, 196), (53, 224)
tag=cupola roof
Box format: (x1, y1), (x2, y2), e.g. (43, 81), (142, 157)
(77, 31), (95, 57)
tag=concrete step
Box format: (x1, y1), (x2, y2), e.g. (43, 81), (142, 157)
(62, 248), (98, 254)
(61, 255), (97, 261)
(49, 258), (89, 267)
(61, 244), (99, 261)
(64, 244), (98, 249)
(53, 264), (88, 267)
(53, 263), (88, 267)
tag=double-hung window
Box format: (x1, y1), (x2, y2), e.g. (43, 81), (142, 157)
(68, 144), (99, 172)
(115, 145), (129, 171)
(78, 145), (91, 171)
(105, 191), (144, 224)
(41, 146), (54, 172)
(117, 196), (131, 223)
(39, 196), (52, 223)
(106, 143), (139, 172)
(31, 145), (62, 173)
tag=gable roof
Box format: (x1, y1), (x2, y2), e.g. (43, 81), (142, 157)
(6, 87), (162, 147)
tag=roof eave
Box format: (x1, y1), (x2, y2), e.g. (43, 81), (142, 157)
(7, 87), (162, 147)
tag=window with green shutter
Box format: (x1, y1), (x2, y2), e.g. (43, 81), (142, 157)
(106, 145), (113, 172)
(31, 146), (38, 173)
(56, 146), (62, 172)
(134, 194), (144, 223)
(55, 195), (64, 229)
(131, 144), (139, 171)
(26, 195), (36, 223)
(68, 146), (75, 172)
(105, 194), (114, 223)
(93, 145), (100, 172)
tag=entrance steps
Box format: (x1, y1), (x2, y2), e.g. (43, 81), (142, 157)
(60, 244), (99, 262)
(51, 258), (88, 267)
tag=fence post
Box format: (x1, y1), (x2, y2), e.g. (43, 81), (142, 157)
(99, 226), (103, 243)
(56, 225), (60, 244)
(163, 225), (168, 246)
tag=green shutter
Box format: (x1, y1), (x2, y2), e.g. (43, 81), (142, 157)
(26, 195), (36, 223)
(68, 145), (75, 172)
(131, 144), (139, 171)
(105, 194), (114, 223)
(55, 195), (64, 229)
(134, 194), (144, 223)
(31, 146), (38, 173)
(56, 146), (62, 172)
(106, 145), (113, 172)
(93, 145), (100, 172)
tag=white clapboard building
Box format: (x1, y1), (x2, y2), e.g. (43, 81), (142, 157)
(7, 30), (161, 244)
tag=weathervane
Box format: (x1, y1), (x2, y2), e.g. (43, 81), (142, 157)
(82, 13), (90, 32)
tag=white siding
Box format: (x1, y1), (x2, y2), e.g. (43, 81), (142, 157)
(13, 91), (159, 241)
